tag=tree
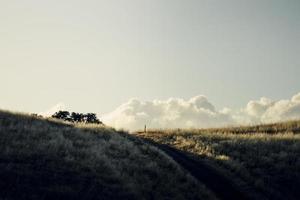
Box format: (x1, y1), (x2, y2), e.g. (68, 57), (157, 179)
(52, 111), (70, 121)
(85, 113), (102, 124)
(71, 112), (84, 123)
(52, 110), (103, 125)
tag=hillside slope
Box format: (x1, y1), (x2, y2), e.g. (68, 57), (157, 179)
(138, 122), (300, 200)
(0, 110), (215, 200)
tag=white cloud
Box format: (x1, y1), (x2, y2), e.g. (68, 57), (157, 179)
(245, 97), (274, 117)
(292, 93), (300, 102)
(103, 92), (300, 131)
(39, 102), (67, 117)
(40, 93), (300, 131)
(241, 93), (300, 124)
(102, 95), (234, 131)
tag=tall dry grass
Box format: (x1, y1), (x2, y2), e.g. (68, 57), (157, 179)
(138, 121), (300, 200)
(0, 110), (216, 200)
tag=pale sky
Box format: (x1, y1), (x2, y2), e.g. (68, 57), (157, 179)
(1, 0), (300, 129)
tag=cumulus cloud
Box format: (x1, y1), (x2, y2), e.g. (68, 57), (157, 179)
(102, 95), (235, 131)
(248, 93), (300, 123)
(39, 102), (67, 117)
(39, 93), (300, 131)
(245, 97), (274, 117)
(103, 92), (300, 131)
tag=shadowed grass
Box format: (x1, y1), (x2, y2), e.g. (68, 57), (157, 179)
(0, 110), (216, 200)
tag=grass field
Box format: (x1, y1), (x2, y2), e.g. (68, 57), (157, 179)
(0, 110), (215, 200)
(137, 122), (300, 200)
(2, 109), (299, 200)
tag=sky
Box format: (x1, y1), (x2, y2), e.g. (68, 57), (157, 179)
(1, 0), (300, 130)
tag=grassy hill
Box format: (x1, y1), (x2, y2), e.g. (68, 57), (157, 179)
(137, 122), (300, 200)
(0, 110), (215, 200)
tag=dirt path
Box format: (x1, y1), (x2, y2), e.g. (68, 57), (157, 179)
(139, 137), (265, 200)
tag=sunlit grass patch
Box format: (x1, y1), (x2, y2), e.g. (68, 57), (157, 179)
(138, 121), (300, 200)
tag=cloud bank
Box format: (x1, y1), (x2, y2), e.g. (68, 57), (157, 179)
(39, 102), (67, 117)
(244, 93), (300, 124)
(103, 92), (300, 131)
(40, 93), (300, 131)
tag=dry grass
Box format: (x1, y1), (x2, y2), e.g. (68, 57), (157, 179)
(0, 110), (216, 200)
(138, 122), (300, 200)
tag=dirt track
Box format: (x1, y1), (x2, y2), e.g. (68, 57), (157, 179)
(139, 137), (267, 200)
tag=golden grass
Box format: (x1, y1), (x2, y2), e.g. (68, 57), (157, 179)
(138, 121), (300, 200)
(0, 110), (216, 200)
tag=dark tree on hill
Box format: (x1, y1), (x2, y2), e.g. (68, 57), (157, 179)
(84, 113), (102, 124)
(52, 110), (103, 124)
(52, 111), (70, 121)
(71, 112), (85, 123)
